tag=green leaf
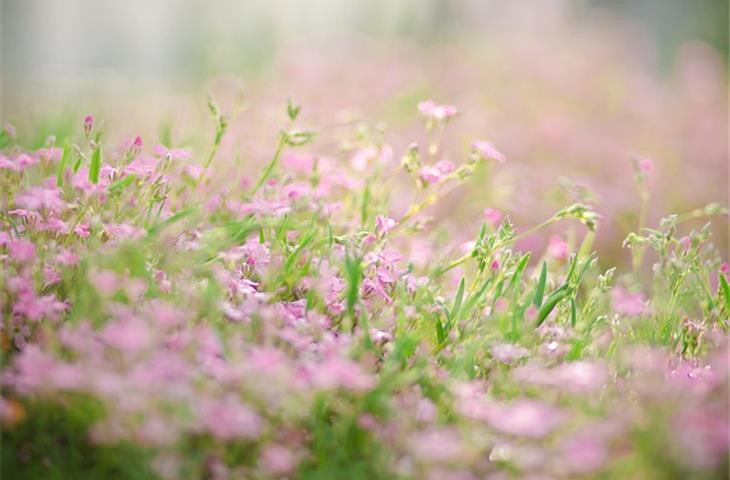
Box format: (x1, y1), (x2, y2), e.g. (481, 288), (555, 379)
(719, 273), (730, 312)
(72, 154), (83, 173)
(570, 297), (577, 327)
(344, 254), (362, 319)
(573, 252), (597, 287)
(284, 230), (316, 273)
(462, 277), (492, 317)
(435, 318), (446, 345)
(108, 174), (136, 193)
(56, 139), (71, 186)
(89, 146), (102, 184)
(537, 289), (569, 327)
(534, 261), (547, 307)
(507, 253), (531, 295)
(146, 207), (195, 237)
(447, 277), (466, 328)
(286, 98), (301, 122)
(361, 181), (371, 224)
(0, 130), (10, 149)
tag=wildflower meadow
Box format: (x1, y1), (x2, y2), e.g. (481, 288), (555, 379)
(1, 2), (729, 479)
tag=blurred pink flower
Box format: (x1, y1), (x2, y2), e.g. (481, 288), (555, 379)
(514, 361), (608, 393)
(13, 291), (67, 321)
(418, 160), (455, 185)
(483, 208), (503, 225)
(282, 154), (315, 173)
(638, 157), (652, 173)
(491, 343), (529, 364)
(260, 444), (297, 475)
(310, 357), (375, 392)
(417, 100), (458, 121)
(15, 186), (66, 212)
(547, 235), (569, 261)
(472, 140), (506, 164)
(556, 434), (607, 475)
(611, 286), (651, 316)
(203, 394), (262, 441)
(376, 215), (397, 235)
(409, 427), (466, 463)
(74, 223), (91, 238)
(84, 114), (93, 136)
(101, 318), (152, 352)
(483, 400), (564, 438)
(152, 144), (191, 160)
(9, 239), (36, 263)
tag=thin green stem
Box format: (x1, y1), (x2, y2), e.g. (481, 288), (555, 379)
(249, 134), (288, 198)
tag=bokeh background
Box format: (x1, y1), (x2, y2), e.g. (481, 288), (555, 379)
(1, 0), (728, 263)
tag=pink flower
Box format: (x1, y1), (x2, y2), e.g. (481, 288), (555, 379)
(9, 239), (36, 264)
(74, 223), (91, 238)
(152, 144), (191, 160)
(556, 434), (607, 475)
(514, 361), (608, 393)
(184, 164), (206, 180)
(611, 286), (650, 316)
(417, 100), (458, 121)
(101, 318), (151, 352)
(483, 208), (503, 225)
(43, 265), (61, 286)
(491, 343), (529, 364)
(310, 357), (375, 392)
(409, 427), (466, 463)
(132, 135), (142, 148)
(35, 147), (63, 163)
(15, 186), (66, 212)
(483, 400), (564, 438)
(638, 157), (652, 173)
(418, 166), (442, 184)
(56, 249), (79, 266)
(203, 394), (262, 441)
(13, 291), (67, 321)
(6, 345), (57, 393)
(720, 262), (729, 275)
(472, 140), (506, 163)
(418, 160), (455, 185)
(0, 155), (18, 171)
(282, 154), (315, 173)
(375, 215), (397, 235)
(547, 235), (569, 261)
(84, 115), (93, 136)
(44, 217), (68, 234)
(90, 269), (121, 296)
(241, 239), (270, 272)
(260, 444), (297, 475)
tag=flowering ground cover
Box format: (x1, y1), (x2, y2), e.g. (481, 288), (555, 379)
(0, 93), (728, 480)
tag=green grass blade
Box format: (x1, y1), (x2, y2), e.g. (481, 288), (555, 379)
(507, 253), (531, 295)
(719, 273), (730, 312)
(570, 297), (577, 327)
(108, 174), (136, 193)
(284, 230), (316, 273)
(462, 277), (493, 317)
(448, 277), (466, 328)
(57, 139), (71, 186)
(534, 261), (547, 307)
(537, 289), (568, 327)
(89, 146), (102, 184)
(345, 254), (362, 319)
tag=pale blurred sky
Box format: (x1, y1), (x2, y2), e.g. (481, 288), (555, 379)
(1, 0), (727, 117)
